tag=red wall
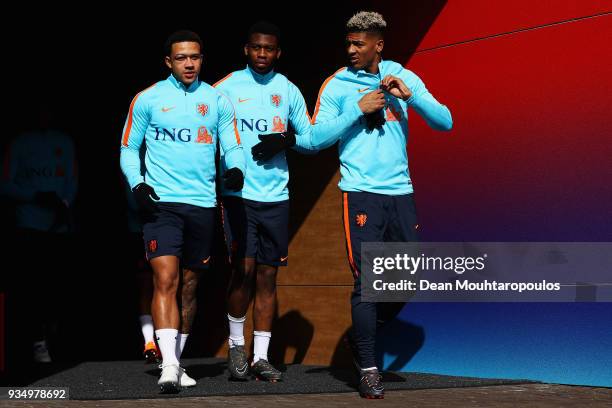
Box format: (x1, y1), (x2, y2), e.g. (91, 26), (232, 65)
(382, 1), (612, 241)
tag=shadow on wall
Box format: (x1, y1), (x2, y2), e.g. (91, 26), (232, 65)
(329, 318), (425, 370)
(302, 316), (425, 387)
(0, 3), (446, 385)
(269, 310), (315, 365)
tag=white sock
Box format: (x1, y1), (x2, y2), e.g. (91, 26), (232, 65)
(253, 331), (271, 363)
(362, 366), (378, 372)
(155, 328), (179, 366)
(175, 333), (189, 361)
(139, 314), (155, 344)
(228, 314), (246, 348)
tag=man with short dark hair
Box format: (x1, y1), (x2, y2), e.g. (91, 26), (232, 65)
(309, 11), (453, 399)
(120, 29), (245, 392)
(214, 20), (314, 382)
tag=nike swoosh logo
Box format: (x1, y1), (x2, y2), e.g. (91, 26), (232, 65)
(280, 256), (288, 262)
(161, 106), (175, 112)
(202, 256), (211, 264)
(238, 98), (252, 103)
(236, 364), (248, 374)
(358, 87), (370, 93)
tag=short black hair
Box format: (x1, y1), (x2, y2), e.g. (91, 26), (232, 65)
(164, 30), (203, 56)
(247, 21), (281, 45)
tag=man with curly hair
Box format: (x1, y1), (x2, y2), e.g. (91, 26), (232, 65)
(309, 11), (453, 399)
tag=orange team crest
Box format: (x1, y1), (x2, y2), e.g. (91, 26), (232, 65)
(196, 126), (213, 144)
(148, 240), (158, 253)
(270, 94), (282, 107)
(355, 213), (367, 227)
(385, 104), (403, 122)
(272, 116), (286, 132)
(196, 103), (209, 116)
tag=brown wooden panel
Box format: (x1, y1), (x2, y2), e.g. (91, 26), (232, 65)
(215, 285), (354, 366)
(281, 171), (354, 286)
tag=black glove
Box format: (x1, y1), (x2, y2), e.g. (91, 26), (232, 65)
(364, 110), (386, 131)
(223, 168), (244, 192)
(132, 183), (160, 214)
(251, 131), (296, 161)
(34, 191), (65, 210)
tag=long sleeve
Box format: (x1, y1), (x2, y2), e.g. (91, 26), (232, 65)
(310, 81), (363, 150)
(218, 94), (246, 174)
(288, 82), (317, 153)
(406, 73), (453, 131)
(120, 91), (150, 189)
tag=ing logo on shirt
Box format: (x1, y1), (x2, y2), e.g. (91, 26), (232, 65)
(196, 103), (209, 117)
(17, 166), (60, 179)
(239, 119), (269, 132)
(196, 126), (213, 144)
(271, 116), (286, 132)
(154, 127), (196, 142)
(270, 94), (282, 108)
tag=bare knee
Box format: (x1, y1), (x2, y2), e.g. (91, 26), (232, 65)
(256, 264), (278, 295)
(151, 256), (179, 295)
(230, 258), (256, 289)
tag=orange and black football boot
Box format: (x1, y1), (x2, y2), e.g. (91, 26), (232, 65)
(143, 341), (161, 364)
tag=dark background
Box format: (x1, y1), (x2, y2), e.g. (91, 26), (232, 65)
(1, 1), (449, 385)
(4, 1), (609, 387)
(5, 1), (445, 238)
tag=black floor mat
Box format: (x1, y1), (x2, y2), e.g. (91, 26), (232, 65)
(28, 358), (537, 400)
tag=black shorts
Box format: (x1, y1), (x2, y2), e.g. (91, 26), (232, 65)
(222, 197), (289, 267)
(342, 191), (419, 279)
(142, 202), (216, 270)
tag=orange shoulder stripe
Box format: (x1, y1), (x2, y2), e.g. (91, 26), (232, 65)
(311, 67), (346, 124)
(233, 118), (241, 145)
(213, 73), (233, 88)
(121, 83), (156, 147)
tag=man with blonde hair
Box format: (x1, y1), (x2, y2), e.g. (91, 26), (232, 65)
(308, 11), (453, 398)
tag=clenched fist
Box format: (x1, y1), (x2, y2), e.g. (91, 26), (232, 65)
(358, 89), (386, 114)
